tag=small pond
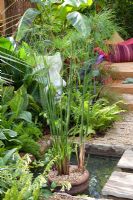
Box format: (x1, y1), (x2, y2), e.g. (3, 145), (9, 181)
(71, 154), (119, 198)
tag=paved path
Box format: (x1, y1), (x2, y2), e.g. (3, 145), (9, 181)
(90, 112), (133, 148)
(102, 148), (133, 199)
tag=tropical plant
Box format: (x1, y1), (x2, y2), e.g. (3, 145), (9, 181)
(0, 83), (42, 157)
(15, 0), (93, 43)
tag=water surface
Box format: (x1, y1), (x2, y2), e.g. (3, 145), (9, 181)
(71, 154), (118, 198)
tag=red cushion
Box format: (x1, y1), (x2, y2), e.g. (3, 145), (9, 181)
(110, 43), (133, 63)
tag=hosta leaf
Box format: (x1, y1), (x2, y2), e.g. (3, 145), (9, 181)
(0, 131), (7, 140)
(8, 130), (17, 138)
(67, 11), (91, 37)
(18, 111), (32, 123)
(8, 139), (22, 144)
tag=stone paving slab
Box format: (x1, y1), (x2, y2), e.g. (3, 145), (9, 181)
(89, 112), (133, 148)
(102, 171), (133, 199)
(85, 143), (126, 157)
(117, 148), (133, 170)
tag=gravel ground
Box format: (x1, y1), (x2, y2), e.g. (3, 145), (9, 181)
(48, 165), (88, 185)
(89, 112), (133, 147)
(48, 193), (112, 200)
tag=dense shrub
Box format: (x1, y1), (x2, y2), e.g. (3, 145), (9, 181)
(93, 0), (133, 38)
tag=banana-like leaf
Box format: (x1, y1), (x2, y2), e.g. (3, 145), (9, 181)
(16, 8), (40, 42)
(62, 0), (93, 7)
(67, 11), (91, 37)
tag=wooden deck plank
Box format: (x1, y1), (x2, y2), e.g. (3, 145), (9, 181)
(111, 62), (133, 80)
(102, 171), (133, 199)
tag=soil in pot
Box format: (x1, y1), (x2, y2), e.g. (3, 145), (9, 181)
(48, 165), (89, 195)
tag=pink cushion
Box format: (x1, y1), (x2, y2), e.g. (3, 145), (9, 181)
(118, 38), (133, 45)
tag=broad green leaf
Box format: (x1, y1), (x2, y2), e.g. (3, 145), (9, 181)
(8, 139), (22, 144)
(16, 8), (40, 42)
(0, 140), (4, 147)
(0, 37), (13, 51)
(62, 0), (93, 7)
(18, 42), (35, 66)
(18, 111), (32, 123)
(8, 130), (17, 138)
(9, 86), (28, 116)
(3, 148), (17, 165)
(0, 158), (5, 166)
(0, 131), (7, 140)
(67, 11), (91, 37)
(2, 86), (14, 104)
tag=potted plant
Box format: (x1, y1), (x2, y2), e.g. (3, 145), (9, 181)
(13, 0), (120, 195)
(35, 6), (119, 196)
(36, 38), (93, 194)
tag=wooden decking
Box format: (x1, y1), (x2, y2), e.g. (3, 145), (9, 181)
(104, 62), (133, 110)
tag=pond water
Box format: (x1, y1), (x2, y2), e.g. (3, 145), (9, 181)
(71, 154), (119, 198)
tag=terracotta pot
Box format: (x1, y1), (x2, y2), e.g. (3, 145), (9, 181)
(48, 165), (89, 195)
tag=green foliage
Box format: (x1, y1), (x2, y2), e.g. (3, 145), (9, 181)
(16, 8), (40, 42)
(0, 151), (50, 200)
(18, 135), (40, 158)
(9, 86), (29, 117)
(92, 0), (133, 38)
(0, 148), (17, 166)
(67, 11), (91, 38)
(58, 90), (124, 136)
(85, 99), (123, 133)
(1, 84), (42, 157)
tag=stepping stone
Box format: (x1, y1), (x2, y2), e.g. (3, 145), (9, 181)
(102, 171), (133, 199)
(117, 148), (133, 171)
